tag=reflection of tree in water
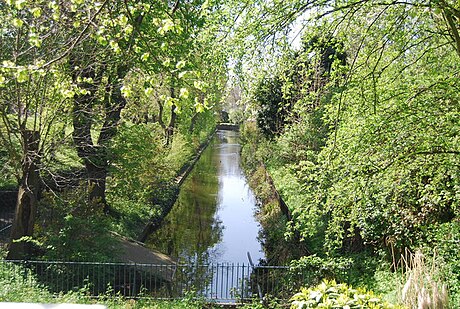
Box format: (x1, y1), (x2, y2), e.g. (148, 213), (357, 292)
(145, 137), (223, 295)
(147, 136), (223, 266)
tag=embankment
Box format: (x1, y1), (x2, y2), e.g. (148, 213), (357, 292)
(137, 130), (216, 242)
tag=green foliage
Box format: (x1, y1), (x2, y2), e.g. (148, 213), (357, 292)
(166, 132), (195, 172)
(289, 255), (353, 287)
(290, 280), (404, 309)
(0, 262), (54, 303)
(240, 0), (459, 268)
(237, 1), (460, 305)
(36, 189), (118, 262)
(240, 298), (284, 309)
(254, 76), (290, 138)
(108, 122), (170, 201)
(240, 121), (266, 172)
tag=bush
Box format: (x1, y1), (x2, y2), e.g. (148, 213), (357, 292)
(289, 255), (353, 288)
(36, 188), (118, 262)
(290, 280), (404, 309)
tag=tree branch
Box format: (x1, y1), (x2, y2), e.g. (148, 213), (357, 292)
(41, 0), (110, 69)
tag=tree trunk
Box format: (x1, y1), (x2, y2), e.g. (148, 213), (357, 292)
(165, 86), (177, 145)
(189, 112), (198, 134)
(83, 145), (108, 210)
(7, 130), (41, 260)
(71, 63), (108, 211)
(165, 105), (177, 146)
(71, 64), (127, 214)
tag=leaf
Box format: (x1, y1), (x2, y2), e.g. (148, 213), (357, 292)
(15, 0), (27, 10)
(141, 52), (150, 62)
(144, 87), (154, 96)
(31, 7), (42, 17)
(158, 19), (174, 34)
(109, 40), (121, 53)
(12, 18), (24, 28)
(29, 33), (42, 47)
(179, 87), (189, 99)
(195, 102), (205, 113)
(16, 69), (28, 83)
(176, 60), (186, 69)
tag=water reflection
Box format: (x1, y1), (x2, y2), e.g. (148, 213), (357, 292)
(147, 130), (263, 266)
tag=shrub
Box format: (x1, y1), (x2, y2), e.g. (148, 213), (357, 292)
(290, 280), (404, 309)
(289, 255), (353, 288)
(36, 188), (118, 262)
(0, 261), (53, 303)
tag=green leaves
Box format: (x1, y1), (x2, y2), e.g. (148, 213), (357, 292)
(290, 280), (402, 309)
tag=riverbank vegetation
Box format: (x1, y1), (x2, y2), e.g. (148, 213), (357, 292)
(236, 0), (460, 307)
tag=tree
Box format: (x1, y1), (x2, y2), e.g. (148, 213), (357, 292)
(229, 0), (460, 261)
(254, 76), (289, 138)
(0, 0), (104, 259)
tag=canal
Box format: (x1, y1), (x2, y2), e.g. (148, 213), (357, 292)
(146, 130), (264, 265)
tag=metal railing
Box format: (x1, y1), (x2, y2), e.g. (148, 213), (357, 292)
(0, 260), (305, 302)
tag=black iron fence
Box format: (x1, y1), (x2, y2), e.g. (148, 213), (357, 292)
(0, 260), (307, 302)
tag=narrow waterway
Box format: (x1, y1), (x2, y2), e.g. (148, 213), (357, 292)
(146, 130), (264, 265)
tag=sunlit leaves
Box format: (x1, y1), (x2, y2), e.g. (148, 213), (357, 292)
(14, 0), (27, 10)
(12, 18), (23, 28)
(30, 7), (42, 17)
(15, 69), (29, 83)
(194, 80), (206, 91)
(28, 32), (41, 47)
(144, 87), (154, 97)
(179, 88), (189, 99)
(176, 60), (186, 69)
(109, 40), (121, 53)
(140, 53), (149, 62)
(120, 85), (133, 98)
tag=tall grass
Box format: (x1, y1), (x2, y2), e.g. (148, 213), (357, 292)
(399, 250), (448, 309)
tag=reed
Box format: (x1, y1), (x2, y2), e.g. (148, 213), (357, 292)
(399, 249), (448, 309)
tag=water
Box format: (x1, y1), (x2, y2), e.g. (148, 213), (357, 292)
(146, 130), (264, 265)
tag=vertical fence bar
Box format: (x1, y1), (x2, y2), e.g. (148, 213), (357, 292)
(204, 264), (209, 299)
(215, 263), (219, 300)
(240, 264), (244, 301)
(220, 263), (224, 300)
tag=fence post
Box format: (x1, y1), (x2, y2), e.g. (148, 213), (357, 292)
(247, 252), (264, 304)
(132, 263), (137, 297)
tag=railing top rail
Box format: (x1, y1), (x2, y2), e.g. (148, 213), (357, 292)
(1, 259), (290, 269)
